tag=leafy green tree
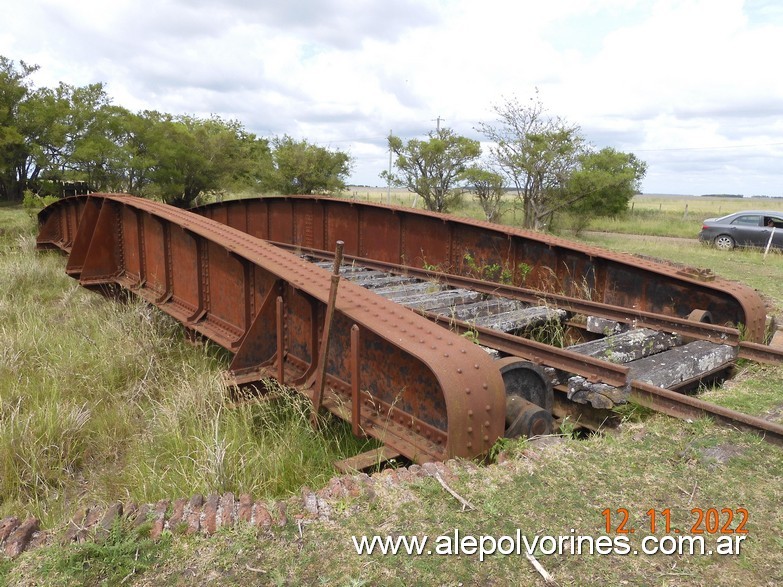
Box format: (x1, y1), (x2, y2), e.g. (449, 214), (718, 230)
(11, 84), (69, 194)
(0, 57), (40, 200)
(0, 56), (352, 206)
(63, 84), (130, 191)
(477, 92), (585, 229)
(381, 127), (481, 212)
(462, 165), (506, 222)
(266, 135), (352, 195)
(563, 148), (647, 234)
(109, 109), (160, 196)
(6, 79), (124, 195)
(150, 115), (271, 207)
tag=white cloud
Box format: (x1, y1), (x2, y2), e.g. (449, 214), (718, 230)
(3, 0), (783, 195)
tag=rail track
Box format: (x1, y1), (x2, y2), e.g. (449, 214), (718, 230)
(299, 255), (783, 446)
(37, 194), (783, 465)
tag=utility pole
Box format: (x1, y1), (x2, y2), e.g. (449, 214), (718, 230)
(387, 129), (392, 205)
(433, 116), (445, 131)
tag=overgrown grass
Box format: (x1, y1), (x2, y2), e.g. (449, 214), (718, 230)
(575, 195), (775, 238)
(699, 363), (783, 422)
(0, 206), (374, 527)
(0, 200), (35, 227)
(120, 382), (374, 503)
(37, 519), (171, 587)
(10, 415), (779, 587)
(4, 196), (783, 586)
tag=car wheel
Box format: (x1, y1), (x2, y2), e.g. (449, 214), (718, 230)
(714, 234), (735, 250)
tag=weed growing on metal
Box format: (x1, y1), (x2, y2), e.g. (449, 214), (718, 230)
(461, 324), (480, 345)
(524, 301), (567, 347)
(460, 251), (529, 287)
(558, 416), (579, 439)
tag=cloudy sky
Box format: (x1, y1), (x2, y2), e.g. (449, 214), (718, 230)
(3, 0), (782, 195)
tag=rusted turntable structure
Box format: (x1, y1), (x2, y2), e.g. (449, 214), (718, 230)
(37, 194), (783, 466)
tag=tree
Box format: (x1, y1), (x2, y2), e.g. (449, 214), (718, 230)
(12, 83), (70, 194)
(265, 135), (352, 195)
(0, 56), (355, 205)
(462, 165), (505, 222)
(563, 147), (647, 234)
(477, 92), (585, 229)
(5, 79), (126, 196)
(63, 84), (129, 192)
(150, 115), (271, 207)
(0, 56), (40, 200)
(381, 127), (481, 212)
(108, 109), (161, 196)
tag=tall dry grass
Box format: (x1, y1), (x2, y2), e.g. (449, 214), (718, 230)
(0, 209), (373, 526)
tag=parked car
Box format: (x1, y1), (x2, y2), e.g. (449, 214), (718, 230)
(698, 210), (783, 250)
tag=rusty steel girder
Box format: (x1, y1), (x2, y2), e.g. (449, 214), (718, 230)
(37, 193), (783, 453)
(193, 196), (769, 343)
(36, 194), (507, 463)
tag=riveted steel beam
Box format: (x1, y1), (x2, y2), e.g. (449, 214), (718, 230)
(37, 194), (507, 463)
(194, 196), (770, 343)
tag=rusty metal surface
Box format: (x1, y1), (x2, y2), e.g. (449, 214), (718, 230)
(307, 252), (783, 368)
(422, 310), (630, 387)
(194, 196), (769, 343)
(36, 193), (783, 452)
(738, 340), (783, 365)
(37, 194), (507, 463)
(281, 249), (761, 353)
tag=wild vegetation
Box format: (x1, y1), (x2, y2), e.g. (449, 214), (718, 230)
(382, 127), (482, 213)
(475, 93), (646, 230)
(381, 93), (646, 227)
(3, 53), (783, 586)
(0, 205), (374, 530)
(0, 57), (352, 206)
(2, 194), (783, 585)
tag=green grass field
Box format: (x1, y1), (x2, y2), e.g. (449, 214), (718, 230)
(2, 197), (783, 586)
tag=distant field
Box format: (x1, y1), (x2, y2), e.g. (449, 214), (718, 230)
(343, 186), (417, 207)
(341, 188), (783, 238)
(586, 194), (783, 238)
(346, 187), (783, 213)
(629, 193), (783, 216)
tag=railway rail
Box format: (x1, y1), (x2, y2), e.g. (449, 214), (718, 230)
(299, 255), (783, 448)
(37, 194), (783, 464)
